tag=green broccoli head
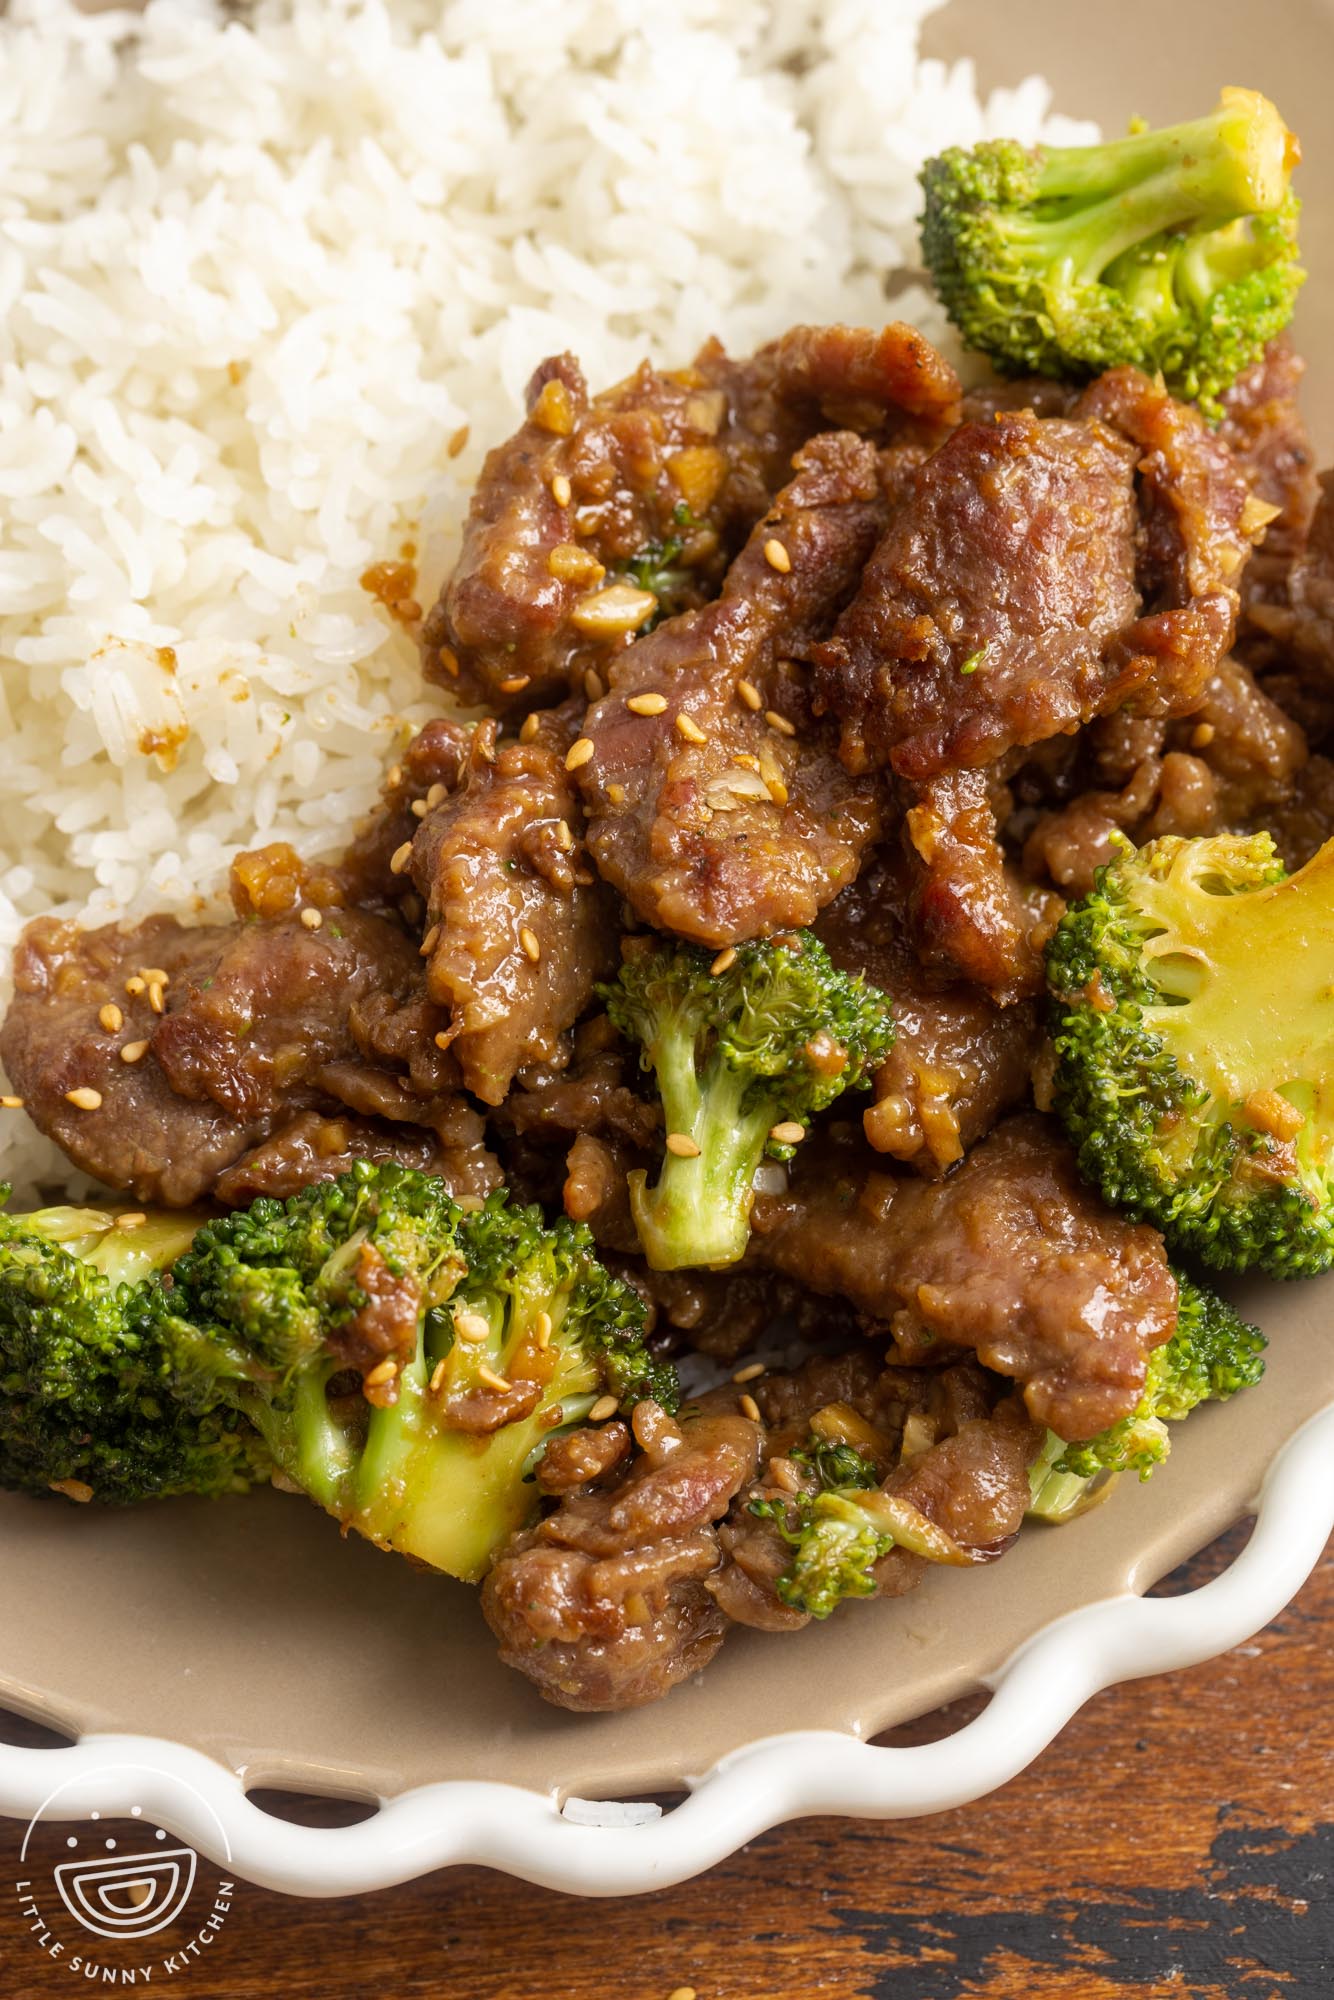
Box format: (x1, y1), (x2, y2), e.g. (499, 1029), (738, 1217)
(1046, 831), (1334, 1276)
(0, 1199), (269, 1505)
(920, 88), (1304, 414)
(751, 1421), (976, 1620)
(601, 932), (895, 1270)
(154, 1164), (670, 1582)
(1028, 1272), (1267, 1519)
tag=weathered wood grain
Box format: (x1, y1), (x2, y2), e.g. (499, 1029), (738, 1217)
(2, 1523), (1330, 2000)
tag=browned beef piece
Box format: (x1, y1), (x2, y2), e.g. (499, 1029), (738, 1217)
(493, 1014), (659, 1161)
(901, 767), (1058, 1003)
(1264, 754), (1334, 869)
(1247, 468), (1334, 696)
(814, 369), (1252, 782)
(481, 1403), (761, 1711)
(212, 1108), (500, 1207)
(1024, 657), (1310, 897)
(714, 1362), (1039, 1633)
(749, 1114), (1177, 1442)
(408, 709), (617, 1104)
(813, 846), (1039, 1170)
(1218, 339), (1320, 642)
(0, 901), (486, 1208)
(574, 432), (886, 944)
(423, 325), (961, 712)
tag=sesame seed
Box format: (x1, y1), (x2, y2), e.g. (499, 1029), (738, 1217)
(115, 1212), (147, 1232)
(589, 1395), (619, 1423)
(455, 1309), (492, 1344)
(434, 1030), (453, 1052)
(675, 712), (707, 744)
(0, 1095), (23, 1110)
(736, 679), (763, 710)
(739, 1393), (762, 1423)
(299, 906), (323, 930)
(147, 980), (166, 1015)
(520, 926), (541, 963)
(626, 691), (668, 716)
(668, 1989), (698, 2000)
(411, 797), (429, 818)
(499, 674), (530, 695)
(363, 1358), (399, 1388)
(607, 782), (626, 805)
(140, 968), (169, 984)
(124, 976), (146, 998)
(50, 1478), (94, 1505)
(769, 1458), (802, 1494)
(665, 1132), (701, 1158)
(448, 424), (470, 457)
(98, 1002), (123, 1033)
(387, 763), (404, 788)
(478, 1363), (513, 1394)
(520, 711), (541, 743)
(733, 1362), (766, 1383)
(763, 539), (791, 573)
(390, 839), (414, 875)
(769, 1120), (805, 1146)
(1191, 722), (1216, 749)
(765, 709), (796, 737)
(551, 472), (572, 507)
(535, 1310), (553, 1351)
(65, 1087), (103, 1111)
(584, 668), (604, 702)
(710, 946), (737, 975)
(437, 645), (460, 679)
(428, 1359), (448, 1396)
(565, 736), (595, 771)
(119, 1040), (149, 1065)
(426, 782), (446, 809)
(555, 819), (574, 852)
(421, 924), (440, 956)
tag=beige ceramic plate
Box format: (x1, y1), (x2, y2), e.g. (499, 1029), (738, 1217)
(3, 0), (1334, 1895)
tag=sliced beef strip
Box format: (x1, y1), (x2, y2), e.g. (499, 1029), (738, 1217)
(1218, 339), (1320, 647)
(814, 846), (1040, 1172)
(814, 368), (1253, 782)
(900, 766), (1059, 1004)
(423, 325), (961, 712)
(1, 902), (480, 1208)
(1024, 655), (1310, 896)
(481, 1404), (761, 1712)
(1264, 753), (1334, 869)
(748, 1113), (1178, 1443)
(409, 708), (618, 1104)
(1246, 467), (1334, 699)
(574, 431), (886, 945)
(212, 1108), (500, 1208)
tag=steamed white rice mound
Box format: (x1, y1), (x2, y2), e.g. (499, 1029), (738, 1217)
(0, 0), (1093, 1198)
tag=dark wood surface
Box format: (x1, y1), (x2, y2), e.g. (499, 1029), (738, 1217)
(2, 1521), (1330, 2000)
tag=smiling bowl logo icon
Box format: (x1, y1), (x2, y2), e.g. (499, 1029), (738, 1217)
(15, 1764), (237, 1981)
(53, 1837), (198, 1939)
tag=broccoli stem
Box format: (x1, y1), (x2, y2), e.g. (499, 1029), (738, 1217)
(1027, 1431), (1117, 1523)
(1035, 91), (1293, 218)
(628, 1056), (773, 1270)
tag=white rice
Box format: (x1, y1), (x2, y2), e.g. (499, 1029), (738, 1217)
(0, 0), (1094, 1198)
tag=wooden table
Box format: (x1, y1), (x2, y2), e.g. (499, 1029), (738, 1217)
(3, 1522), (1330, 2000)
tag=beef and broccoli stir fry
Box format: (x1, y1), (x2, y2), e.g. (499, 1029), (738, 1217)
(3, 92), (1332, 1712)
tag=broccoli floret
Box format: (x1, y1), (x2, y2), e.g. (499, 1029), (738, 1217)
(0, 1198), (269, 1504)
(601, 934), (895, 1270)
(1028, 1272), (1267, 1520)
(750, 1421), (973, 1620)
(154, 1164), (670, 1582)
(1047, 831), (1334, 1275)
(920, 88), (1304, 413)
